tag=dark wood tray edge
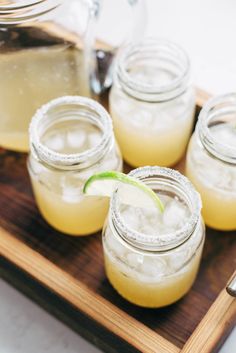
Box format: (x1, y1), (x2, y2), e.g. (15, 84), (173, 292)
(0, 226), (179, 353)
(0, 257), (138, 353)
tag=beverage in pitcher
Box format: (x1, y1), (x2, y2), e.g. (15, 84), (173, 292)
(0, 44), (88, 151)
(0, 0), (95, 151)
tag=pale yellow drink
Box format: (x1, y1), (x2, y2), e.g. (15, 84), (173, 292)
(0, 44), (88, 152)
(186, 125), (236, 230)
(102, 167), (204, 308)
(104, 249), (202, 307)
(28, 96), (122, 236)
(110, 87), (195, 167)
(31, 176), (110, 236)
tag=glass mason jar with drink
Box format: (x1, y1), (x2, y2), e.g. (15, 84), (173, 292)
(186, 93), (236, 230)
(84, 167), (205, 307)
(28, 96), (122, 236)
(109, 38), (195, 167)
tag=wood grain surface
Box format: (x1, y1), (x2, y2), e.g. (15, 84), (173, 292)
(0, 90), (235, 352)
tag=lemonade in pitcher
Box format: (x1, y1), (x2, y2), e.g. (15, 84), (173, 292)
(0, 0), (96, 151)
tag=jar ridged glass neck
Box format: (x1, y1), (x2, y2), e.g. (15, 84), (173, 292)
(110, 167), (202, 252)
(197, 93), (236, 165)
(0, 0), (97, 24)
(0, 0), (62, 24)
(116, 38), (190, 103)
(29, 96), (113, 171)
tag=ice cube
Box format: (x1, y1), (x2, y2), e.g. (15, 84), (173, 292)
(203, 165), (224, 187)
(126, 252), (143, 269)
(168, 250), (186, 272)
(98, 152), (120, 171)
(88, 132), (101, 148)
(130, 67), (171, 87)
(141, 257), (166, 278)
(120, 205), (142, 231)
(30, 158), (46, 175)
(113, 95), (135, 115)
(60, 175), (83, 203)
(142, 207), (162, 228)
(140, 223), (157, 236)
(191, 143), (207, 166)
(151, 68), (173, 86)
(211, 124), (236, 148)
(163, 199), (188, 229)
(217, 170), (232, 189)
(61, 185), (83, 203)
(105, 231), (126, 259)
(192, 128), (236, 190)
(141, 262), (157, 277)
(45, 134), (64, 151)
(67, 130), (86, 149)
(131, 108), (154, 128)
(154, 258), (168, 275)
(141, 257), (167, 277)
(165, 98), (188, 121)
(78, 168), (95, 181)
(130, 70), (147, 82)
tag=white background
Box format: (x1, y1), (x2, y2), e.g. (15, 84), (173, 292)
(0, 0), (235, 352)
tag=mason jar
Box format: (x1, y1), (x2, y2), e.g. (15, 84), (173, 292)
(109, 38), (195, 167)
(186, 93), (236, 230)
(102, 167), (205, 308)
(28, 96), (122, 236)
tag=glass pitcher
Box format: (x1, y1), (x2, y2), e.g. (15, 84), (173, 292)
(0, 0), (146, 152)
(92, 0), (147, 95)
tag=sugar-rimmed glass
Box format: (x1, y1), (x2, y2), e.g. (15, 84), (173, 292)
(28, 95), (122, 236)
(102, 166), (205, 308)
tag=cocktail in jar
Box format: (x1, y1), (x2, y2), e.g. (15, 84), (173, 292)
(109, 39), (195, 167)
(28, 96), (122, 236)
(85, 167), (204, 308)
(186, 93), (236, 230)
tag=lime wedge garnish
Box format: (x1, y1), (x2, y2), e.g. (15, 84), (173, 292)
(83, 171), (164, 212)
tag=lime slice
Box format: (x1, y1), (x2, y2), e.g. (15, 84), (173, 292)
(83, 171), (164, 212)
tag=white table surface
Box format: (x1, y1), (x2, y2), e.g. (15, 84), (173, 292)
(0, 0), (235, 352)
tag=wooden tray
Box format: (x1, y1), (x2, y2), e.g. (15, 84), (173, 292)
(0, 88), (235, 353)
